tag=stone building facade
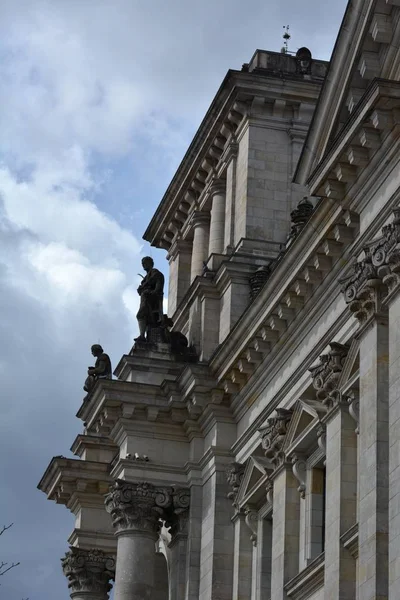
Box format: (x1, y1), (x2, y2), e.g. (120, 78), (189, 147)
(38, 1), (400, 598)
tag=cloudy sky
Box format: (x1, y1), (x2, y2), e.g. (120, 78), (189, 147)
(0, 1), (347, 598)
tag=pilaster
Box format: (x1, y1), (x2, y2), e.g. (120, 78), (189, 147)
(190, 212), (210, 282)
(341, 256), (389, 600)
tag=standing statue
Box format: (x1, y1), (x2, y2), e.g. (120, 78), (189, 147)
(83, 344), (112, 397)
(135, 256), (164, 342)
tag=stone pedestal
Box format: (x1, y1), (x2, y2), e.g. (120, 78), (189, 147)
(61, 547), (115, 600)
(208, 182), (226, 256)
(190, 212), (210, 282)
(324, 403), (357, 599)
(105, 480), (169, 600)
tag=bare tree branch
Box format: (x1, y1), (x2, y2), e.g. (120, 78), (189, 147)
(0, 561), (20, 577)
(0, 523), (14, 536)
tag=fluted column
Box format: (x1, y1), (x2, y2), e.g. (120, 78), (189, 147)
(105, 481), (170, 600)
(61, 547), (115, 600)
(208, 181), (226, 256)
(190, 211), (210, 282)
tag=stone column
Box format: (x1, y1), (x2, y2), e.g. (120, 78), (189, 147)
(165, 488), (191, 600)
(341, 256), (389, 600)
(61, 547), (115, 600)
(208, 181), (226, 256)
(370, 215), (400, 598)
(324, 398), (357, 599)
(105, 480), (170, 600)
(190, 211), (210, 282)
(231, 511), (253, 600)
(260, 409), (299, 600)
(270, 464), (300, 599)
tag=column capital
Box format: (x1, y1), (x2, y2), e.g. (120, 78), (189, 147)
(190, 210), (210, 229)
(340, 249), (387, 324)
(309, 342), (350, 405)
(61, 547), (115, 599)
(370, 208), (400, 301)
(260, 408), (293, 471)
(209, 179), (226, 197)
(105, 480), (172, 537)
(164, 487), (191, 543)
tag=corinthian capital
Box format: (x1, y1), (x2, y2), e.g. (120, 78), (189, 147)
(61, 547), (115, 598)
(371, 208), (400, 295)
(309, 342), (349, 405)
(164, 487), (191, 541)
(105, 480), (173, 536)
(340, 249), (385, 323)
(260, 408), (293, 469)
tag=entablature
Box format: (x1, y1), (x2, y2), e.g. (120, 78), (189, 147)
(208, 199), (359, 399)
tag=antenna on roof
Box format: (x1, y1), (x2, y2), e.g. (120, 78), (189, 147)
(281, 25), (291, 54)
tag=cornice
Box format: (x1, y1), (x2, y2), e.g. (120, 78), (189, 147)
(70, 434), (117, 458)
(308, 79), (400, 199)
(144, 69), (324, 249)
(37, 457), (112, 505)
(284, 552), (325, 600)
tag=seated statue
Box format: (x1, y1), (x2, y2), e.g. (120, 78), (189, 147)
(135, 256), (164, 342)
(83, 344), (112, 397)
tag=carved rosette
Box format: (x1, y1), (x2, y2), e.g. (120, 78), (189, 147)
(164, 487), (191, 541)
(309, 343), (349, 406)
(260, 408), (293, 469)
(61, 547), (115, 598)
(226, 462), (245, 507)
(340, 248), (385, 322)
(105, 480), (172, 536)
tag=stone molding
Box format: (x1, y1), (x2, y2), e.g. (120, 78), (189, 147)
(284, 551), (324, 600)
(105, 480), (190, 541)
(61, 547), (115, 597)
(260, 408), (293, 469)
(190, 210), (211, 230)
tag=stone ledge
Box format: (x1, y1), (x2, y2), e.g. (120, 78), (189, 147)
(284, 552), (324, 600)
(341, 522), (358, 558)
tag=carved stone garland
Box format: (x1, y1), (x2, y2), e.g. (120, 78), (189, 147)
(61, 547), (115, 598)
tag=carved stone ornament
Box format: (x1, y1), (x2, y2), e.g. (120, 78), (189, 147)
(244, 505), (258, 546)
(347, 389), (360, 434)
(291, 454), (307, 499)
(249, 265), (271, 300)
(61, 547), (115, 598)
(260, 408), (293, 468)
(340, 248), (385, 323)
(226, 462), (245, 506)
(104, 480), (173, 536)
(287, 196), (314, 245)
(266, 479), (274, 506)
(164, 487), (191, 541)
(309, 343), (349, 406)
(371, 208), (400, 295)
